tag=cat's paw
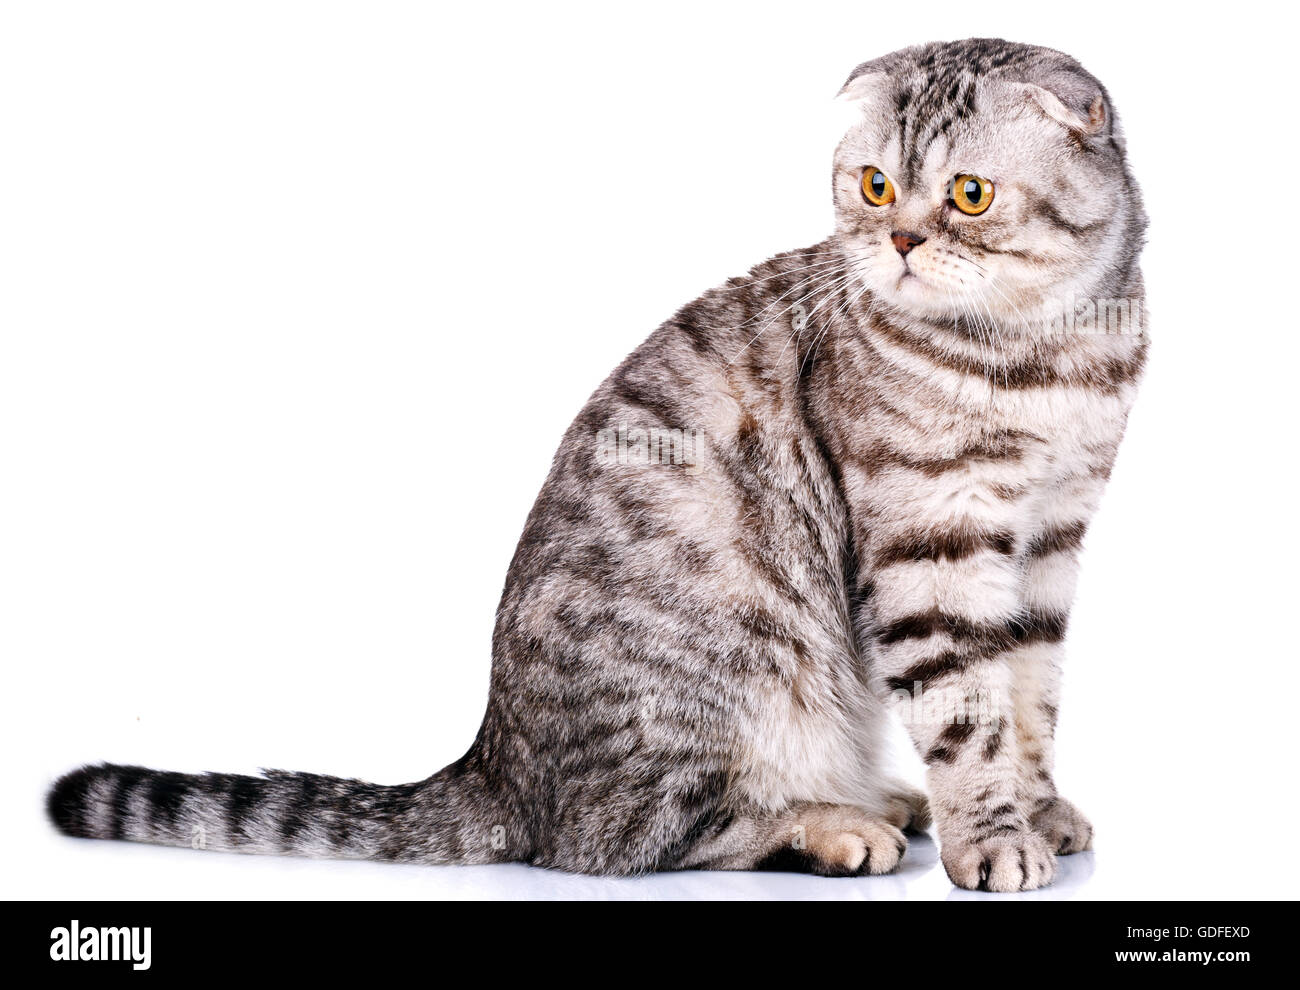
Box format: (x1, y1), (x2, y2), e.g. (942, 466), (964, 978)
(941, 831), (1057, 892)
(1030, 796), (1093, 855)
(816, 821), (907, 876)
(808, 808), (908, 876)
(883, 785), (932, 833)
(765, 805), (908, 877)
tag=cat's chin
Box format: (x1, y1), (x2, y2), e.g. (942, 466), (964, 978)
(889, 271), (949, 307)
(875, 278), (963, 325)
(878, 280), (1043, 336)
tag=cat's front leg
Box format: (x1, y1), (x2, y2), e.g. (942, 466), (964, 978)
(863, 537), (1056, 892)
(1010, 512), (1098, 855)
(1007, 640), (1094, 854)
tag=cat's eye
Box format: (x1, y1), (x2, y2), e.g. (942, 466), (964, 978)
(861, 167), (895, 206)
(951, 174), (994, 215)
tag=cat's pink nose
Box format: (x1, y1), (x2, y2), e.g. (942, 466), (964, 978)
(891, 231), (926, 256)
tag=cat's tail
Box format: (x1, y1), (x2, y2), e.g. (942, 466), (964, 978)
(45, 758), (514, 864)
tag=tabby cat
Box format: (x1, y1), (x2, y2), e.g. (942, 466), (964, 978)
(48, 38), (1146, 892)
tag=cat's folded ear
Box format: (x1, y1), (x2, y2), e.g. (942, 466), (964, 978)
(1009, 69), (1110, 139)
(836, 60), (890, 101)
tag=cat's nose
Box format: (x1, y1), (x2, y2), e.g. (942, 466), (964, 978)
(891, 231), (926, 257)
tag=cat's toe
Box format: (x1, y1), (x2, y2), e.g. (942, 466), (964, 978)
(883, 786), (931, 833)
(1030, 796), (1093, 855)
(841, 821), (907, 876)
(806, 808), (908, 876)
(808, 822), (907, 876)
(942, 831), (1057, 892)
(760, 806), (908, 877)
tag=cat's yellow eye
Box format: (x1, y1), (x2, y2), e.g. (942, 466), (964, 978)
(861, 167), (895, 206)
(951, 174), (994, 215)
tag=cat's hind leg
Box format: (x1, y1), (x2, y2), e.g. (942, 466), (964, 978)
(675, 802), (908, 877)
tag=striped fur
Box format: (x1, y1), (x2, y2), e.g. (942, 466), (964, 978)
(49, 39), (1143, 891)
(47, 758), (506, 863)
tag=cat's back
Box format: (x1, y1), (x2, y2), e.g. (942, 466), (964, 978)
(497, 239), (851, 602)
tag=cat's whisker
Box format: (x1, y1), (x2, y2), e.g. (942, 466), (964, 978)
(715, 256), (848, 293)
(726, 269), (857, 367)
(802, 273), (866, 379)
(952, 284), (988, 382)
(965, 286), (1005, 388)
(769, 271), (862, 370)
(969, 289), (1009, 389)
(711, 263), (849, 340)
(980, 277), (1037, 335)
(710, 278), (841, 362)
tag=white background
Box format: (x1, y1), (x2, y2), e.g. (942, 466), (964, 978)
(3, 0), (1297, 900)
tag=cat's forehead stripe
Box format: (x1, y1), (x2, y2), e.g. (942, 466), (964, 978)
(847, 37), (1101, 186)
(898, 70), (978, 185)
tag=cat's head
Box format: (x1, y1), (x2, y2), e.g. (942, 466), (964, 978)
(832, 39), (1145, 334)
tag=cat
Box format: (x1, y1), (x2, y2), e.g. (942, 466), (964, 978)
(48, 38), (1146, 892)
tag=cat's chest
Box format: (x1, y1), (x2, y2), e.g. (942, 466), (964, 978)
(845, 381), (1132, 535)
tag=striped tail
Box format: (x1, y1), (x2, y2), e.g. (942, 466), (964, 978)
(46, 760), (510, 864)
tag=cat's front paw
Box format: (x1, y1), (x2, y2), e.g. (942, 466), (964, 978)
(942, 831), (1057, 892)
(1030, 796), (1093, 855)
